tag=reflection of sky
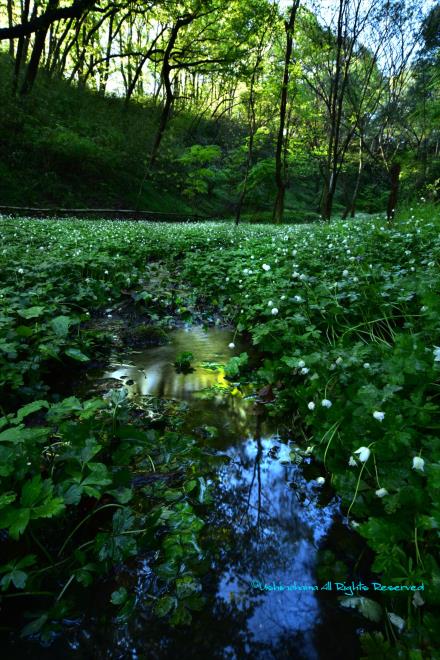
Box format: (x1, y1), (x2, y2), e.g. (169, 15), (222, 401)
(216, 437), (339, 657)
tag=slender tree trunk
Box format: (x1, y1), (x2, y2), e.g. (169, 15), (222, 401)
(12, 0), (30, 94)
(150, 13), (195, 166)
(236, 38), (266, 225)
(7, 0), (14, 58)
(99, 14), (114, 94)
(387, 162), (401, 221)
(273, 1), (300, 224)
(20, 0), (60, 95)
(342, 136), (363, 218)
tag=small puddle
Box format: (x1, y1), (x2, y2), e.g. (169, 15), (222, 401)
(91, 325), (362, 658)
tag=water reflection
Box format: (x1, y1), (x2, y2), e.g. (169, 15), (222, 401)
(94, 326), (359, 658)
(18, 326), (360, 659)
(106, 326), (235, 400)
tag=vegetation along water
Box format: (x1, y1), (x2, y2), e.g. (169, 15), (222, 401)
(0, 0), (439, 657)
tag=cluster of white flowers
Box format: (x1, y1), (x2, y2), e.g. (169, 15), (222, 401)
(321, 399), (332, 408)
(262, 264), (271, 271)
(373, 411), (385, 421)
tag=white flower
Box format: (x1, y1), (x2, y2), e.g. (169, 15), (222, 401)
(293, 295), (303, 303)
(298, 360), (305, 368)
(354, 446), (371, 462)
(228, 342), (235, 349)
(373, 411), (385, 421)
(307, 401), (315, 411)
(375, 488), (389, 498)
(271, 307), (279, 316)
(342, 269), (349, 277)
(321, 399), (332, 408)
(267, 300), (274, 307)
(300, 367), (309, 375)
(262, 264), (271, 271)
(316, 477), (325, 485)
(388, 613), (405, 633)
(412, 456), (424, 472)
(17, 268), (24, 274)
(363, 362), (370, 369)
(433, 347), (440, 362)
(348, 456), (357, 467)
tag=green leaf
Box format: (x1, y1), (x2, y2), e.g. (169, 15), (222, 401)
(20, 475), (44, 507)
(65, 348), (90, 362)
(51, 315), (72, 337)
(111, 587), (128, 605)
(8, 508), (31, 539)
(18, 306), (45, 319)
(0, 492), (17, 509)
(15, 400), (49, 423)
(21, 614), (48, 637)
(154, 595), (176, 617)
(1, 568), (28, 590)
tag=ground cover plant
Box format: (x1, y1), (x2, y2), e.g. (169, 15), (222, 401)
(0, 209), (439, 656)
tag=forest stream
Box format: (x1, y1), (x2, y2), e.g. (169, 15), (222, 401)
(60, 326), (364, 659)
(2, 326), (370, 659)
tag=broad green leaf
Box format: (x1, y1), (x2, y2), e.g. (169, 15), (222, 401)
(18, 306), (45, 319)
(51, 315), (72, 337)
(15, 400), (49, 423)
(65, 347), (90, 362)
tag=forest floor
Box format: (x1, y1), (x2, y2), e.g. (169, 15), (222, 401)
(0, 208), (439, 657)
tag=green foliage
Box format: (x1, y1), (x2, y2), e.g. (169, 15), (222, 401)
(1, 207), (440, 654)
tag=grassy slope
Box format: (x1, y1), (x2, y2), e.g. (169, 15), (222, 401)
(0, 56), (390, 219)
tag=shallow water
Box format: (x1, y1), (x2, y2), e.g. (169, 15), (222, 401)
(8, 326), (363, 659)
(94, 326), (361, 659)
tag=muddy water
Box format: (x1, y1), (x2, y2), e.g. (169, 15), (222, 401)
(92, 326), (362, 659)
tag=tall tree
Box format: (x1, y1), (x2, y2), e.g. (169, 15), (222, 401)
(273, 0), (300, 224)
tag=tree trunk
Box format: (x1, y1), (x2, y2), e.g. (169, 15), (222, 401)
(387, 162), (401, 221)
(149, 13), (195, 167)
(236, 41), (265, 225)
(272, 1), (300, 224)
(12, 0), (31, 94)
(20, 0), (60, 95)
(342, 136), (363, 219)
(7, 0), (14, 58)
